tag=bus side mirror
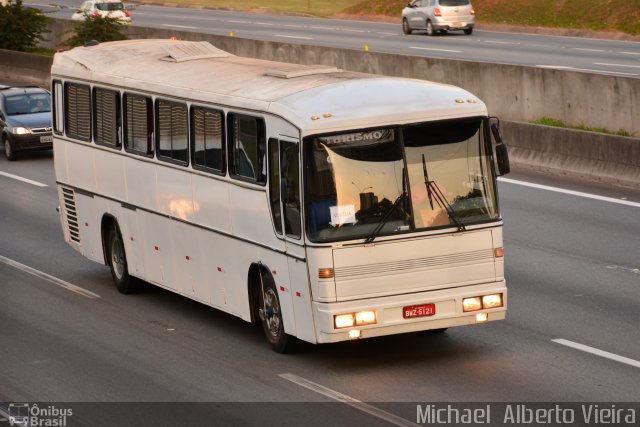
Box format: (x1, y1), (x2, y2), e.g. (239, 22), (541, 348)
(491, 121), (510, 176)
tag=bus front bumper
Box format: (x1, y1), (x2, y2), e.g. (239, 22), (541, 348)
(313, 281), (506, 344)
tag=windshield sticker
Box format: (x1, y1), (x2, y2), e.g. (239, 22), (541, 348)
(330, 205), (357, 226)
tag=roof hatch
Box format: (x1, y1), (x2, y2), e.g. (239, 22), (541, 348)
(266, 65), (342, 79)
(161, 41), (231, 63)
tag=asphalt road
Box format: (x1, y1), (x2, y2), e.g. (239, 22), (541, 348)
(1, 141), (639, 425)
(30, 2), (640, 78)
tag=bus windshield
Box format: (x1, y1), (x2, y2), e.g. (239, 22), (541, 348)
(304, 117), (499, 242)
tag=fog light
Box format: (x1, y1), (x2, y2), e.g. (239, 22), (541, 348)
(348, 330), (361, 339)
(476, 313), (488, 322)
(335, 314), (354, 329)
(463, 297), (482, 312)
(355, 310), (377, 326)
(482, 294), (503, 309)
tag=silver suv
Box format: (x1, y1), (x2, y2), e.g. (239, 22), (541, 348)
(402, 0), (475, 36)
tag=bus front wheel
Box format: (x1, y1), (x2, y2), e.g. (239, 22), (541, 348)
(108, 223), (139, 294)
(258, 275), (293, 353)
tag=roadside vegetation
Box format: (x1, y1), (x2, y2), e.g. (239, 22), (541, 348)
(66, 15), (129, 48)
(0, 0), (49, 51)
(532, 117), (634, 138)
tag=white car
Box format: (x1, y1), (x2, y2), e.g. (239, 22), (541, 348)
(402, 0), (475, 36)
(72, 0), (131, 23)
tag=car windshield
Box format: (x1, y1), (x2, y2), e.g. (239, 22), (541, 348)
(96, 2), (124, 11)
(440, 0), (470, 6)
(5, 93), (51, 115)
(304, 117), (499, 242)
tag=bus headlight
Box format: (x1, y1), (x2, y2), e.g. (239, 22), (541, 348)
(463, 294), (504, 312)
(334, 314), (355, 328)
(482, 294), (503, 309)
(463, 297), (482, 312)
(334, 310), (377, 329)
(355, 310), (376, 326)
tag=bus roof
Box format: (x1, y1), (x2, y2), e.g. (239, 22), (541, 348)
(51, 39), (488, 134)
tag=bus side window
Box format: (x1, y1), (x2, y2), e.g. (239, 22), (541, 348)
(124, 93), (154, 157)
(228, 113), (266, 184)
(281, 141), (301, 239)
(191, 107), (224, 173)
(64, 82), (91, 142)
(268, 138), (283, 235)
(156, 99), (188, 165)
(93, 87), (121, 148)
(52, 80), (64, 135)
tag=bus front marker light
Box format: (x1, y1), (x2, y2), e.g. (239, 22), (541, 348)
(476, 313), (488, 323)
(463, 297), (482, 312)
(318, 268), (334, 279)
(348, 330), (361, 339)
(482, 294), (503, 309)
(335, 314), (355, 329)
(494, 247), (504, 258)
(355, 310), (377, 326)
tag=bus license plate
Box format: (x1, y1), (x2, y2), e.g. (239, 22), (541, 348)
(40, 135), (53, 143)
(403, 303), (435, 319)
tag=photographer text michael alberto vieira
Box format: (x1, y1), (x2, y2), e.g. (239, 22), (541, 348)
(416, 404), (637, 425)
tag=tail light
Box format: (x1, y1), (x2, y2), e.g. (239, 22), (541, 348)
(92, 11), (99, 16)
(470, 8), (475, 15)
(125, 10), (131, 17)
(434, 8), (442, 16)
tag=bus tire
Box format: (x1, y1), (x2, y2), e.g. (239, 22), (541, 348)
(108, 223), (139, 294)
(258, 275), (294, 353)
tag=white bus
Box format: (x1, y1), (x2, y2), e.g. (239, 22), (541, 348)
(51, 39), (510, 352)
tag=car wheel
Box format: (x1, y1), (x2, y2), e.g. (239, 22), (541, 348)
(464, 27), (473, 35)
(108, 222), (140, 294)
(258, 273), (294, 353)
(426, 20), (435, 36)
(4, 136), (18, 161)
(402, 18), (412, 35)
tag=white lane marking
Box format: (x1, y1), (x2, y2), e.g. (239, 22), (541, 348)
(0, 170), (47, 187)
(485, 40), (519, 45)
(552, 339), (640, 369)
(275, 34), (313, 40)
(343, 29), (367, 33)
(279, 373), (418, 427)
(283, 24), (302, 28)
(409, 46), (461, 53)
(572, 48), (606, 52)
(498, 178), (640, 208)
(606, 265), (640, 275)
(310, 26), (335, 30)
(227, 20), (249, 24)
(619, 51), (640, 55)
(161, 24), (196, 29)
(0, 255), (101, 299)
(535, 64), (638, 76)
(594, 62), (640, 69)
(256, 22), (274, 26)
(376, 32), (398, 36)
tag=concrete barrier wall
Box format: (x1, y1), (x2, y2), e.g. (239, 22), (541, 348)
(2, 18), (639, 188)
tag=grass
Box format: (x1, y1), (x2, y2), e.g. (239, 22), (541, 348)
(533, 117), (634, 137)
(136, 0), (363, 18)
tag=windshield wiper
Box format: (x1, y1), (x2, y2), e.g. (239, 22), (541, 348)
(364, 190), (407, 244)
(422, 154), (466, 232)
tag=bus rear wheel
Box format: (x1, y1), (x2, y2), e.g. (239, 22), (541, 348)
(258, 275), (293, 353)
(108, 223), (140, 294)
